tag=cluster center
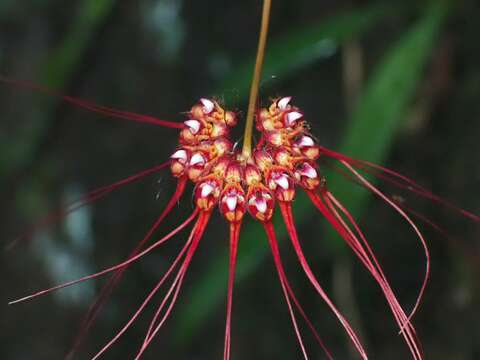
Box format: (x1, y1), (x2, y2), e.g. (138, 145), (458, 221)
(170, 97), (323, 222)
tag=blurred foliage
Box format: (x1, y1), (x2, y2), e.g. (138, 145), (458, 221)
(42, 0), (116, 87)
(326, 0), (449, 250)
(0, 0), (116, 177)
(218, 3), (389, 103)
(1, 0), (479, 359)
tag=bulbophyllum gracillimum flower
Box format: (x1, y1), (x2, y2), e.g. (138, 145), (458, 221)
(6, 1), (480, 358)
(9, 94), (480, 360)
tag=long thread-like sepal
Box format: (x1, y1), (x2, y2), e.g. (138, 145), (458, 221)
(91, 210), (210, 360)
(263, 221), (309, 360)
(66, 176), (188, 359)
(0, 76), (184, 129)
(9, 209), (198, 305)
(306, 191), (423, 360)
(279, 202), (369, 360)
(224, 221), (241, 360)
(319, 145), (479, 222)
(9, 161), (172, 250)
(339, 161), (431, 327)
(134, 211), (211, 359)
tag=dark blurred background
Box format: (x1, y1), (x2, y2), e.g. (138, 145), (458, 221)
(1, 0), (479, 359)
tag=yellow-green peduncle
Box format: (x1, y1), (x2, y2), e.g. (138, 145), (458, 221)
(241, 0), (272, 160)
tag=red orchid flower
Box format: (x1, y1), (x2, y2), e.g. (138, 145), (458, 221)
(8, 93), (479, 359)
(6, 0), (479, 358)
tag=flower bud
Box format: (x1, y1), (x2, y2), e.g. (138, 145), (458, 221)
(273, 149), (293, 168)
(213, 137), (233, 157)
(170, 149), (189, 177)
(210, 121), (229, 138)
(257, 108), (275, 131)
(225, 111), (237, 127)
(184, 119), (202, 135)
(209, 157), (230, 178)
(225, 162), (243, 183)
(277, 96), (292, 111)
(187, 151), (208, 181)
(284, 111), (303, 128)
(189, 98), (216, 120)
(294, 162), (320, 190)
(179, 119), (205, 144)
(265, 130), (288, 147)
(200, 98), (215, 114)
(293, 135), (320, 160)
(245, 164), (262, 186)
(267, 170), (295, 202)
(220, 184), (246, 222)
(253, 150), (273, 171)
(247, 185), (275, 222)
(195, 179), (221, 211)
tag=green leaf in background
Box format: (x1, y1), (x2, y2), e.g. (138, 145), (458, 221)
(325, 0), (449, 252)
(174, 1), (449, 344)
(217, 4), (389, 103)
(0, 0), (116, 177)
(41, 0), (117, 88)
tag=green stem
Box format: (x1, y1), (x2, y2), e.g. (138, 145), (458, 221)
(241, 0), (272, 159)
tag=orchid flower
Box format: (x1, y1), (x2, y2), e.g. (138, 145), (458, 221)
(7, 0), (479, 359)
(9, 94), (479, 359)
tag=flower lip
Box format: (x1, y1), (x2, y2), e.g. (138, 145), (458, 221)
(195, 179), (221, 210)
(254, 196), (268, 213)
(277, 96), (292, 110)
(220, 186), (246, 222)
(200, 98), (215, 114)
(225, 194), (238, 211)
(247, 189), (274, 218)
(184, 119), (201, 134)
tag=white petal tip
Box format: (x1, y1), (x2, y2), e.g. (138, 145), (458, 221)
(285, 111), (303, 126)
(184, 119), (201, 134)
(171, 149), (187, 161)
(256, 198), (267, 213)
(200, 183), (214, 198)
(274, 175), (290, 190)
(200, 98), (214, 114)
(278, 96), (292, 110)
(190, 153), (206, 166)
(225, 195), (238, 211)
(297, 136), (315, 147)
(301, 164), (317, 178)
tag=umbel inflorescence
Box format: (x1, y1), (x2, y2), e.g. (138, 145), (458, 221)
(162, 97), (425, 360)
(6, 0), (479, 356)
(170, 96), (321, 221)
(8, 92), (479, 360)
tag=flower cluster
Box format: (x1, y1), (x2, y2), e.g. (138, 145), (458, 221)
(10, 91), (478, 360)
(164, 97), (439, 360)
(170, 96), (323, 223)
